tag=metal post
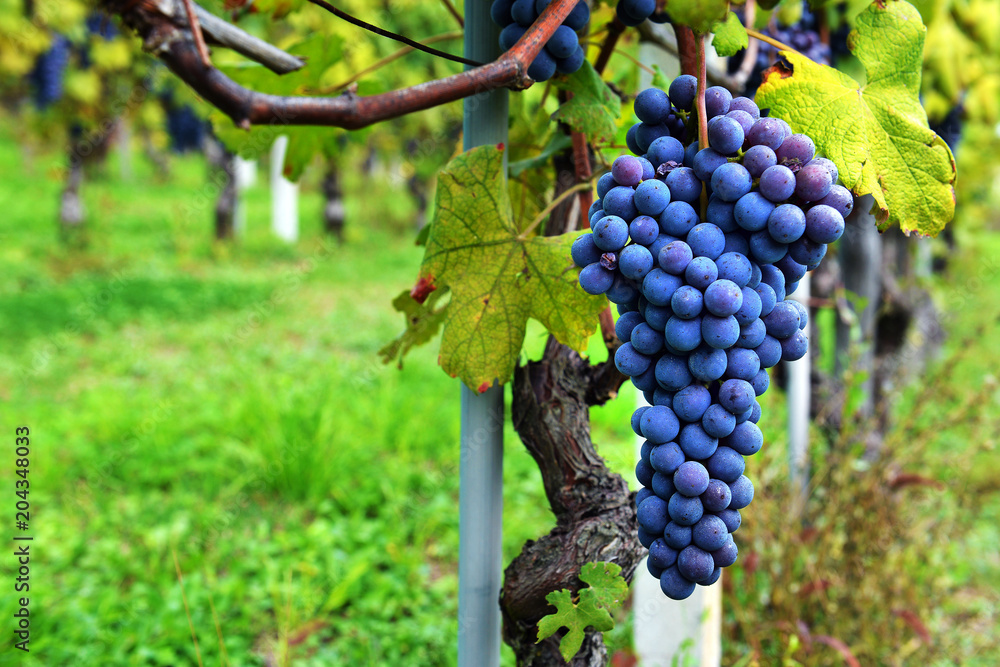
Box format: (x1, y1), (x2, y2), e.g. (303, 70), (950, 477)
(787, 272), (811, 497)
(457, 3), (507, 667)
(270, 135), (299, 242)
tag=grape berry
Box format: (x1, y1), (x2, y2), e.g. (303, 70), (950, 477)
(574, 76), (847, 599)
(490, 0), (587, 80)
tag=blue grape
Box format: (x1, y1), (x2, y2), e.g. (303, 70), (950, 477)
(660, 567), (696, 599)
(615, 342), (652, 376)
(702, 315), (740, 349)
(664, 521), (693, 549)
(775, 133), (815, 168)
(728, 475), (754, 509)
(668, 494), (704, 526)
(642, 269), (683, 306)
(603, 186), (639, 220)
(780, 329), (809, 361)
(674, 461), (710, 497)
(640, 405), (681, 443)
(678, 423), (719, 460)
(647, 136), (685, 167)
(556, 45), (586, 73)
(617, 310), (644, 343)
(775, 254), (807, 283)
(629, 215), (660, 245)
(632, 365), (659, 392)
(723, 233), (750, 256)
(729, 96), (760, 119)
(725, 421), (763, 456)
(712, 538), (738, 568)
(687, 223), (726, 260)
(795, 162), (833, 201)
(648, 233), (676, 260)
(665, 316), (703, 352)
(725, 109), (755, 135)
(737, 318), (767, 349)
(643, 302), (671, 330)
(638, 526), (657, 548)
(618, 0), (655, 21)
(651, 442), (685, 475)
(706, 446), (744, 483)
(606, 274), (639, 304)
(635, 487), (654, 508)
(706, 196), (738, 232)
(637, 495), (670, 534)
(759, 265), (786, 302)
(635, 179), (671, 215)
(708, 116), (745, 155)
(649, 539), (679, 569)
(659, 240), (693, 274)
(717, 509), (741, 533)
(805, 204), (846, 243)
(656, 352), (695, 394)
(571, 233), (602, 267)
(619, 244), (655, 281)
(789, 236), (828, 266)
(759, 164), (797, 202)
(692, 148), (728, 182)
(579, 263), (614, 294)
(767, 204), (807, 243)
(527, 48), (557, 81)
(634, 87), (671, 124)
(734, 286), (762, 325)
(668, 74), (698, 111)
(702, 403), (736, 438)
(725, 347), (761, 381)
(597, 172), (616, 199)
(746, 117), (785, 150)
(563, 0), (590, 30)
(631, 322), (665, 355)
(631, 405), (649, 435)
(678, 545), (715, 582)
(636, 458), (655, 487)
(751, 368), (770, 396)
(715, 252), (752, 287)
(701, 479), (733, 512)
(762, 301), (801, 339)
(735, 192), (776, 232)
(659, 201), (699, 236)
(704, 86), (732, 118)
(756, 335), (783, 368)
(816, 184), (854, 218)
(612, 155), (644, 187)
(636, 123), (671, 152)
(749, 231), (788, 264)
(545, 24), (579, 59)
(626, 124), (643, 157)
(638, 156), (656, 180)
(685, 256), (719, 290)
(742, 145), (777, 178)
(693, 515), (729, 552)
(511, 0), (537, 25)
(719, 379), (755, 414)
(673, 384), (712, 422)
(671, 285), (703, 320)
(665, 167), (702, 205)
(790, 300), (809, 329)
(688, 345), (727, 382)
(704, 279), (743, 317)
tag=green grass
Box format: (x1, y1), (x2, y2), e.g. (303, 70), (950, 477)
(0, 123), (997, 666)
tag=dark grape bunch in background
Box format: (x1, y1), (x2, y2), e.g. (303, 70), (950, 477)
(729, 2), (830, 97)
(160, 94), (209, 153)
(490, 0), (588, 80)
(573, 75), (852, 599)
(28, 35), (71, 110)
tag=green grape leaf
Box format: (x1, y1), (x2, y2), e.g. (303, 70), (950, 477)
(536, 562), (628, 662)
(551, 61), (621, 142)
(711, 12), (749, 57)
(417, 145), (605, 391)
(664, 0), (731, 34)
(379, 287), (449, 368)
(755, 0), (956, 236)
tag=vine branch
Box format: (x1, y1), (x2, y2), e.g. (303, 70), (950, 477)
(100, 0), (580, 131)
(306, 0), (480, 67)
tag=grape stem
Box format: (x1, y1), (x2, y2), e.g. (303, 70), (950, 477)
(180, 0), (211, 68)
(517, 182), (593, 240)
(325, 31), (466, 92)
(694, 32), (709, 219)
(745, 28), (804, 58)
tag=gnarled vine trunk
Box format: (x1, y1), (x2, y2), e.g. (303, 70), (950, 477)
(501, 337), (643, 666)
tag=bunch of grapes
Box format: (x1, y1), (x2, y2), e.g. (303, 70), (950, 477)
(573, 76), (852, 599)
(164, 102), (207, 153)
(28, 35), (71, 110)
(490, 0), (588, 80)
(730, 4), (830, 96)
(615, 0), (671, 26)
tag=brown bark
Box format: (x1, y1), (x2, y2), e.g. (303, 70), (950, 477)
(502, 337), (641, 666)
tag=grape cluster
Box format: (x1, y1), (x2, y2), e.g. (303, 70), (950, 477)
(615, 0), (671, 26)
(165, 103), (207, 153)
(28, 35), (70, 110)
(490, 0), (588, 80)
(573, 76), (851, 599)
